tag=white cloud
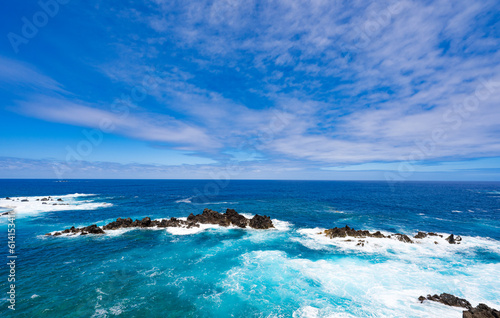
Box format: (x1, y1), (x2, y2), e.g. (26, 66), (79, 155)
(15, 96), (219, 150)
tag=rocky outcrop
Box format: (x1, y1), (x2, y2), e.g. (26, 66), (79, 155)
(419, 293), (472, 309)
(322, 225), (388, 239)
(46, 208), (274, 236)
(446, 234), (462, 244)
(321, 226), (463, 245)
(414, 231), (427, 239)
(249, 214), (274, 229)
(418, 293), (499, 318)
(321, 225), (415, 243)
(463, 304), (500, 318)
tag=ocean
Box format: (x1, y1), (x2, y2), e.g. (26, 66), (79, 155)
(0, 179), (499, 317)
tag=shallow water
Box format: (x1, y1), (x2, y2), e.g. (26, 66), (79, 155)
(0, 180), (499, 317)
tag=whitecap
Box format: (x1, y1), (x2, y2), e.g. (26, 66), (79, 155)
(220, 250), (498, 318)
(0, 193), (111, 217)
(175, 197), (193, 204)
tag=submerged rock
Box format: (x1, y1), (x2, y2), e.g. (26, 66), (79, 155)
(46, 208), (274, 236)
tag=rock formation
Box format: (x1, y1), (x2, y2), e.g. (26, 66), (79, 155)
(46, 208), (274, 236)
(418, 293), (499, 318)
(321, 225), (461, 245)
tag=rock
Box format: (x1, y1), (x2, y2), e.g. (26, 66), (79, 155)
(323, 225), (371, 239)
(49, 208), (274, 235)
(372, 231), (385, 238)
(421, 293), (472, 309)
(21, 199), (29, 202)
(446, 234), (456, 244)
(414, 231), (428, 239)
(420, 293), (499, 318)
(225, 209), (248, 228)
(57, 198), (63, 201)
(463, 303), (500, 318)
(139, 217), (152, 227)
(393, 233), (413, 243)
(5, 197), (10, 200)
(42, 202), (47, 205)
(324, 225), (412, 241)
(249, 214), (274, 229)
(82, 224), (105, 234)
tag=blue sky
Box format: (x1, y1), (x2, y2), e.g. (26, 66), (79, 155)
(0, 0), (499, 180)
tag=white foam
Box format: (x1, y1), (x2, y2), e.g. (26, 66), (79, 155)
(0, 193), (111, 216)
(175, 197), (193, 203)
(220, 250), (499, 318)
(295, 228), (500, 260)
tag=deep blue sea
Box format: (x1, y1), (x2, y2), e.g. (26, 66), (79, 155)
(0, 180), (499, 317)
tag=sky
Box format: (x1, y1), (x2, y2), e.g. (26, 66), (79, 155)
(0, 0), (499, 181)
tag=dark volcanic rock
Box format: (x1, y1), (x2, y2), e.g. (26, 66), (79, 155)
(226, 208), (249, 228)
(323, 225), (374, 239)
(446, 234), (456, 244)
(422, 293), (472, 309)
(320, 227), (464, 245)
(82, 224), (105, 234)
(392, 233), (413, 243)
(249, 214), (274, 229)
(463, 303), (500, 318)
(414, 231), (428, 239)
(419, 293), (499, 318)
(46, 208), (273, 236)
(323, 225), (388, 240)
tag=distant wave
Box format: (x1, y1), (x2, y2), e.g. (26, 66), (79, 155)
(175, 197), (194, 204)
(174, 196), (239, 205)
(0, 193), (111, 217)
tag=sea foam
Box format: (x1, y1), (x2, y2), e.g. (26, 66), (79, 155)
(0, 193), (112, 216)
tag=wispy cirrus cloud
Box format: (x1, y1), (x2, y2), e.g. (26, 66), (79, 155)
(15, 95), (219, 150)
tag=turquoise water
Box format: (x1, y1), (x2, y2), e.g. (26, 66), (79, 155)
(0, 180), (499, 317)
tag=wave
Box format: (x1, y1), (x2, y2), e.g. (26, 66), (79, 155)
(175, 197), (194, 204)
(174, 196), (240, 205)
(0, 193), (111, 216)
(294, 228), (500, 260)
(218, 250), (499, 318)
